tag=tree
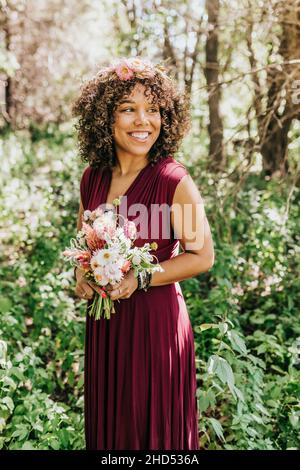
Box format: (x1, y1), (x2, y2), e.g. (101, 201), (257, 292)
(204, 0), (224, 170)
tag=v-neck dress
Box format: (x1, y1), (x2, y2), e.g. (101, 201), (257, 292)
(79, 155), (199, 450)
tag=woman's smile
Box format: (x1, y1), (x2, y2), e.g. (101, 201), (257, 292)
(127, 131), (152, 143)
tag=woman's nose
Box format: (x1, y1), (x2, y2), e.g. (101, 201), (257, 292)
(134, 110), (149, 125)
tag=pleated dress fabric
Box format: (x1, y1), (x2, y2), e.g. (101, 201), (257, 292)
(80, 155), (199, 450)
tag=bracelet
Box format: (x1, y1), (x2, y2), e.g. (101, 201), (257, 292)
(143, 272), (152, 292)
(137, 273), (142, 290)
(137, 271), (152, 292)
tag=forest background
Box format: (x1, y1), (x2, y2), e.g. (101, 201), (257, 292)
(0, 0), (299, 450)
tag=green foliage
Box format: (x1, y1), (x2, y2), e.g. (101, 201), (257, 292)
(0, 127), (299, 449)
(0, 127), (86, 449)
(182, 165), (300, 450)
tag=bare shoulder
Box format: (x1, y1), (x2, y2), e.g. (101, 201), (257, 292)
(172, 173), (204, 206)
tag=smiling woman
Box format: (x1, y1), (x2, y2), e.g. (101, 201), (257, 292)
(71, 57), (191, 170)
(72, 56), (214, 451)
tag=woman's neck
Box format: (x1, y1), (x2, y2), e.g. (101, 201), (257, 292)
(113, 155), (149, 177)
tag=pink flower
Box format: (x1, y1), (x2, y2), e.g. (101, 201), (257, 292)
(82, 221), (106, 251)
(16, 276), (27, 287)
(115, 61), (134, 80)
(77, 251), (91, 269)
(121, 260), (131, 273)
(123, 220), (137, 240)
(62, 248), (82, 258)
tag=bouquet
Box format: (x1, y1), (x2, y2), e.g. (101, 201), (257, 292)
(62, 199), (163, 320)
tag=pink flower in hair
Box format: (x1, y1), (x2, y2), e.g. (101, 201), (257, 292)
(115, 60), (134, 80)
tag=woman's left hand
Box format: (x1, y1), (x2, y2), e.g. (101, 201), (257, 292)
(88, 269), (138, 301)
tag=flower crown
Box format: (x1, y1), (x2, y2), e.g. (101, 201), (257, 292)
(99, 57), (164, 81)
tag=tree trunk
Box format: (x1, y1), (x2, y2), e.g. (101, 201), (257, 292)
(2, 16), (13, 125)
(260, 1), (300, 175)
(204, 0), (224, 171)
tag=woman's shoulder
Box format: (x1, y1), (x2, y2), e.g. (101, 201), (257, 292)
(156, 155), (189, 204)
(80, 164), (102, 178)
(79, 165), (103, 208)
(80, 164), (103, 186)
(157, 155), (189, 181)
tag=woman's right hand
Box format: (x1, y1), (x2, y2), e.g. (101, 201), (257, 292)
(74, 267), (95, 300)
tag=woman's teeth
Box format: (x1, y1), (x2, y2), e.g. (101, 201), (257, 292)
(128, 132), (150, 141)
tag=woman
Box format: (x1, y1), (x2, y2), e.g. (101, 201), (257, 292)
(72, 57), (214, 450)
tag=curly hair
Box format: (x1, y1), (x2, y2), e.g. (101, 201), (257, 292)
(71, 58), (192, 170)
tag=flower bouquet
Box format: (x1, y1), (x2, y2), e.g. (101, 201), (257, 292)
(62, 200), (163, 320)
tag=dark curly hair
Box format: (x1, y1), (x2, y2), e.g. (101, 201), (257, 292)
(71, 57), (192, 170)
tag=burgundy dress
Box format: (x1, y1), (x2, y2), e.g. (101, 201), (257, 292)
(80, 155), (199, 450)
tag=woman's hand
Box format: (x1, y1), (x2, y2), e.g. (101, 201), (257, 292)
(88, 269), (138, 301)
(74, 267), (95, 300)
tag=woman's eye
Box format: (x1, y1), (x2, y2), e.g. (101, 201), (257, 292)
(121, 107), (159, 113)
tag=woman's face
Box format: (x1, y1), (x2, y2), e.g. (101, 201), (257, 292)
(112, 83), (162, 160)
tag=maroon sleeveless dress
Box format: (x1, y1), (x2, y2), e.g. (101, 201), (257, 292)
(80, 155), (199, 450)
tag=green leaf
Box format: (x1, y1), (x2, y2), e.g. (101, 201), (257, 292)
(207, 417), (225, 442)
(233, 385), (245, 403)
(228, 330), (248, 355)
(9, 367), (25, 381)
(11, 427), (29, 441)
(255, 403), (271, 416)
(256, 344), (267, 355)
(0, 297), (12, 313)
(289, 414), (299, 428)
(218, 323), (228, 335)
(59, 428), (70, 448)
(32, 423), (44, 433)
(21, 441), (36, 450)
(0, 341), (7, 362)
(49, 439), (60, 450)
(246, 427), (259, 438)
(0, 417), (6, 433)
(198, 392), (210, 412)
(215, 357), (235, 389)
(77, 373), (84, 388)
(198, 323), (218, 332)
(1, 376), (17, 390)
(1, 397), (14, 413)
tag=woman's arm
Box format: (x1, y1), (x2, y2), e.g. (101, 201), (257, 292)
(150, 174), (215, 287)
(74, 197), (95, 299)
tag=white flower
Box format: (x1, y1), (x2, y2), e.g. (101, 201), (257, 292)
(90, 254), (102, 271)
(132, 254), (141, 265)
(95, 249), (119, 266)
(83, 210), (92, 221)
(105, 264), (123, 283)
(94, 268), (109, 286)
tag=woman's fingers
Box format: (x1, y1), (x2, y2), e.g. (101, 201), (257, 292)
(75, 285), (94, 300)
(87, 281), (106, 296)
(76, 281), (94, 298)
(106, 282), (121, 292)
(109, 285), (130, 300)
